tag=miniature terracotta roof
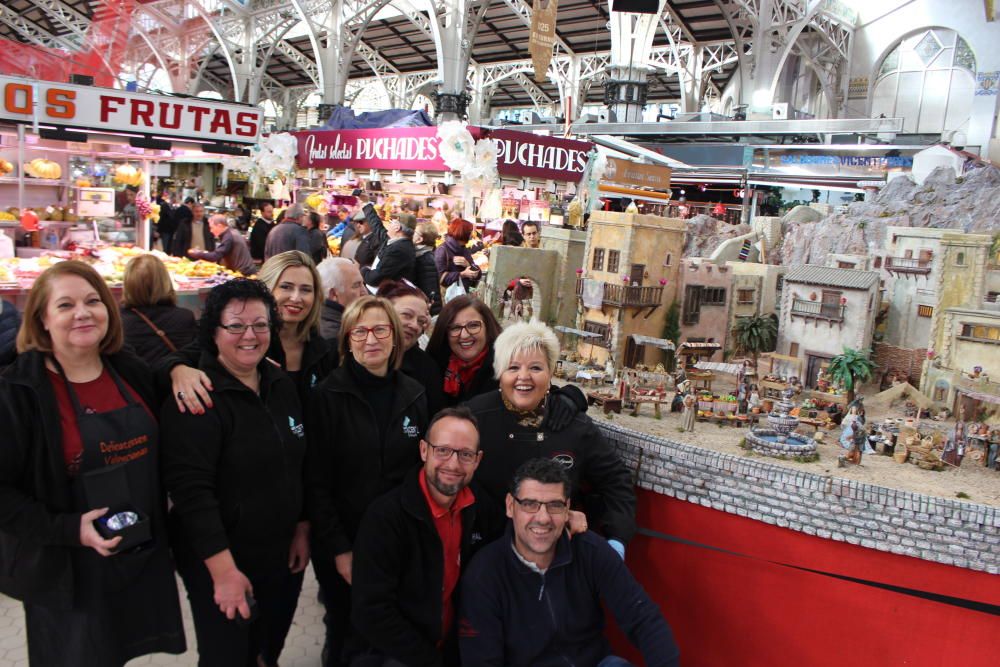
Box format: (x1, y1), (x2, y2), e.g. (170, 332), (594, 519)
(783, 265), (880, 290)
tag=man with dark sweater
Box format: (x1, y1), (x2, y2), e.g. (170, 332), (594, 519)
(188, 214), (257, 275)
(249, 202), (276, 262)
(459, 458), (680, 667)
(350, 407), (498, 667)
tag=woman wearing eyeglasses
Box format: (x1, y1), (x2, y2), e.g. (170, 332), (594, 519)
(160, 279), (309, 667)
(167, 251), (338, 414)
(306, 295), (428, 666)
(426, 295), (503, 407)
(464, 321), (637, 556)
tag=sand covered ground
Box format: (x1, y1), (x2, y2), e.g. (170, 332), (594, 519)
(562, 380), (1000, 508)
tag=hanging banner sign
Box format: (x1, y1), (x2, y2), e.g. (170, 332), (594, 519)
(0, 75), (263, 144)
(294, 127), (593, 182)
(529, 0), (559, 83)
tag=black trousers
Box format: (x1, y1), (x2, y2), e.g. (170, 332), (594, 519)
(314, 558), (354, 667)
(178, 555), (304, 667)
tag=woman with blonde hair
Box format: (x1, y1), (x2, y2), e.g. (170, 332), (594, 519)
(120, 254), (197, 365)
(0, 261), (185, 665)
(306, 295), (428, 665)
(464, 320), (635, 555)
(167, 250), (338, 410)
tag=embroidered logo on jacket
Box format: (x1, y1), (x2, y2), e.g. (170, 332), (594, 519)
(401, 415), (419, 438)
(288, 416), (305, 438)
(551, 452), (576, 469)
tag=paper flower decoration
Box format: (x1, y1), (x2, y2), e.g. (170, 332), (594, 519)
(622, 275), (631, 283)
(576, 268), (584, 275)
(659, 278), (667, 285)
(437, 121), (475, 172)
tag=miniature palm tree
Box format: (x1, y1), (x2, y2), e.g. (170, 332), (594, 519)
(731, 314), (777, 371)
(827, 347), (875, 402)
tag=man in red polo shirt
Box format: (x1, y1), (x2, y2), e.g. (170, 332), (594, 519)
(350, 407), (498, 667)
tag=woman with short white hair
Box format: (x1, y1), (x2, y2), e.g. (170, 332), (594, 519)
(463, 320), (636, 558)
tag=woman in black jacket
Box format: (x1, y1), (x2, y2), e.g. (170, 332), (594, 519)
(168, 251), (337, 412)
(120, 254), (197, 366)
(425, 294), (502, 407)
(0, 261), (185, 665)
(306, 295), (428, 666)
(162, 279), (308, 667)
(377, 280), (444, 416)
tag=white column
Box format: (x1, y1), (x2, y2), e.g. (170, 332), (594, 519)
(606, 2), (664, 122)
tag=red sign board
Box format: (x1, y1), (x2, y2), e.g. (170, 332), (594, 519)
(293, 127), (593, 182)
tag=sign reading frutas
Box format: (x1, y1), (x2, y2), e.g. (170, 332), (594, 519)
(529, 0), (558, 83)
(0, 75), (263, 144)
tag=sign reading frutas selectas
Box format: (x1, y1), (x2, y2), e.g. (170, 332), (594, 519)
(0, 75), (263, 145)
(294, 127), (593, 183)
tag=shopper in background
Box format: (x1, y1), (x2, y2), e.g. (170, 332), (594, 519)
(317, 257), (366, 342)
(155, 190), (177, 253)
(377, 280), (445, 417)
(412, 222), (442, 315)
(306, 295), (428, 667)
(121, 254), (197, 366)
(362, 213), (417, 289)
(249, 202), (277, 263)
(171, 202), (214, 258)
(500, 219), (524, 247)
(0, 261), (186, 665)
(353, 194), (388, 269)
(521, 220), (541, 248)
(168, 250), (337, 410)
(169, 197), (194, 257)
(187, 215), (257, 276)
(306, 211), (330, 266)
(232, 204), (251, 232)
(162, 279), (308, 667)
(426, 295), (502, 407)
(264, 203), (311, 261)
(435, 218), (480, 298)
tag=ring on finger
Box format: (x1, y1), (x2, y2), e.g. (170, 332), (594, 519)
(177, 391), (186, 400)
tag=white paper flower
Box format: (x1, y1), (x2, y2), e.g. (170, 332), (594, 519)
(437, 121), (475, 171)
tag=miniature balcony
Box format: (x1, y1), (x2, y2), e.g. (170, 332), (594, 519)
(885, 256), (931, 275)
(789, 298), (845, 322)
(576, 278), (664, 308)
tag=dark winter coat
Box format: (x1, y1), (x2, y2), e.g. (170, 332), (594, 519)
(458, 526), (680, 667)
(308, 227), (329, 266)
(121, 303), (197, 367)
(248, 217), (275, 261)
(0, 299), (20, 368)
(432, 348), (499, 408)
(320, 299), (344, 342)
(414, 246), (442, 315)
(0, 351), (156, 608)
(306, 364), (427, 563)
(354, 203), (388, 268)
(161, 353), (306, 575)
(463, 389), (636, 544)
(435, 236), (480, 291)
(189, 227), (257, 275)
(363, 237), (417, 288)
(170, 214), (215, 258)
(264, 220), (312, 260)
(351, 470), (500, 667)
(401, 345), (444, 418)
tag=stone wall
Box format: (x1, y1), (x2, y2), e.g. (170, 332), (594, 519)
(873, 343), (927, 386)
(598, 421), (999, 574)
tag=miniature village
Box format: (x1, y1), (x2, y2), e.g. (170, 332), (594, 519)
(488, 147), (1000, 509)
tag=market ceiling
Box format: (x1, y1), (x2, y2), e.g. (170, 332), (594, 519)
(0, 0), (743, 110)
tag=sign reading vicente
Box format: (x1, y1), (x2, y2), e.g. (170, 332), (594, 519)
(0, 75), (263, 145)
(294, 127), (593, 182)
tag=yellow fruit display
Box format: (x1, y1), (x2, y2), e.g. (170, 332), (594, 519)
(0, 211), (15, 221)
(24, 159), (62, 180)
(0, 159), (12, 176)
(113, 164), (144, 187)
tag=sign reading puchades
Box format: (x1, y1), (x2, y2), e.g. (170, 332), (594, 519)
(0, 75), (263, 145)
(293, 127), (593, 182)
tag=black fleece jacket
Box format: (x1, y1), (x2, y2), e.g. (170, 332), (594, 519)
(459, 526), (680, 667)
(351, 469), (501, 667)
(463, 389), (636, 545)
(306, 363), (428, 563)
(0, 350), (157, 608)
(161, 353), (306, 575)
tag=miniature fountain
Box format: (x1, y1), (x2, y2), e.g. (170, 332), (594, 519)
(743, 387), (818, 460)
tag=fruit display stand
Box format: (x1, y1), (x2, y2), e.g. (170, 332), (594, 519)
(0, 247), (235, 315)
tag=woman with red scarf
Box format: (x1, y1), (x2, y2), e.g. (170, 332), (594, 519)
(426, 295), (501, 406)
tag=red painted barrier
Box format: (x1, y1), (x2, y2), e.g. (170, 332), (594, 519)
(608, 488), (1000, 667)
